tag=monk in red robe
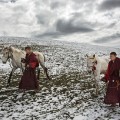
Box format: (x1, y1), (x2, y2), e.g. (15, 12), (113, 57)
(19, 46), (39, 90)
(102, 52), (120, 107)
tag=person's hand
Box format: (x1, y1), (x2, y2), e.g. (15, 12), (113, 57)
(26, 65), (29, 68)
(21, 58), (26, 63)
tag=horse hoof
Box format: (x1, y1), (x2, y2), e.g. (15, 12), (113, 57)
(48, 78), (51, 80)
(6, 84), (10, 88)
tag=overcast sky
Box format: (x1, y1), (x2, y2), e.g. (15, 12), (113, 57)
(0, 0), (120, 46)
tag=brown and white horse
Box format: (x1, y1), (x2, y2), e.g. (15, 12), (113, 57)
(1, 46), (50, 87)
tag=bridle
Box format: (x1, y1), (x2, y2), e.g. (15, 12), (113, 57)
(87, 57), (97, 73)
(6, 49), (13, 62)
(92, 60), (97, 72)
(7, 52), (12, 61)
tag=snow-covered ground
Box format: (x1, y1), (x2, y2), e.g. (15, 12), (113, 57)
(0, 37), (120, 120)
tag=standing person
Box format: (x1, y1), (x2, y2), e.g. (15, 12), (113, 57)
(19, 46), (39, 91)
(102, 52), (120, 107)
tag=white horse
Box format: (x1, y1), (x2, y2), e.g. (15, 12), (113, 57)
(86, 54), (109, 95)
(1, 46), (50, 87)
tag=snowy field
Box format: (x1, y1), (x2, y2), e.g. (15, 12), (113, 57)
(0, 37), (120, 120)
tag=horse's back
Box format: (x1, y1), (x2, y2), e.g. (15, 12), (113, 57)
(33, 51), (45, 63)
(99, 57), (109, 73)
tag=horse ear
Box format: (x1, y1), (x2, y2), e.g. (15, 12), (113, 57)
(93, 54), (95, 58)
(9, 46), (13, 52)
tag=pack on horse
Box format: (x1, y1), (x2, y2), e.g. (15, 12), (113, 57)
(86, 54), (109, 95)
(1, 46), (50, 87)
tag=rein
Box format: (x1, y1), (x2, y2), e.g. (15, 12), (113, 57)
(92, 61), (97, 72)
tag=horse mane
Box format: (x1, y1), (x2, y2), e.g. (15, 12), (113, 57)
(10, 46), (25, 54)
(94, 55), (100, 61)
(95, 55), (110, 63)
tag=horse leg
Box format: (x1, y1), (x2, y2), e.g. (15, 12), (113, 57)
(95, 79), (99, 96)
(37, 67), (40, 80)
(40, 62), (51, 80)
(7, 67), (16, 87)
(7, 71), (12, 87)
(95, 71), (100, 96)
(21, 68), (24, 74)
(44, 67), (51, 80)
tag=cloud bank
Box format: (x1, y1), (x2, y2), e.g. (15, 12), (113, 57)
(0, 0), (120, 46)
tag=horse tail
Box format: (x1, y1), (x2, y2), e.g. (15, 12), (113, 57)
(43, 54), (46, 62)
(37, 53), (45, 66)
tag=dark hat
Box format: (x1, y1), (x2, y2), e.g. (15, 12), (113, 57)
(25, 46), (32, 50)
(110, 52), (117, 56)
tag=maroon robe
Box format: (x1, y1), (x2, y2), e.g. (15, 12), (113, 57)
(104, 57), (120, 104)
(19, 52), (39, 90)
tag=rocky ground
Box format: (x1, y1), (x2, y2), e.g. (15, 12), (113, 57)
(0, 38), (120, 120)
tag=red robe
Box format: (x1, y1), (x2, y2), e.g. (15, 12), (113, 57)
(104, 57), (120, 104)
(19, 52), (39, 90)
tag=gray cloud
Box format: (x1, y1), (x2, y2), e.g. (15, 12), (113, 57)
(94, 33), (120, 43)
(99, 0), (120, 11)
(33, 18), (94, 38)
(50, 1), (66, 9)
(73, 0), (95, 4)
(107, 22), (116, 28)
(34, 31), (63, 38)
(0, 0), (17, 3)
(36, 13), (49, 25)
(56, 19), (94, 34)
(0, 0), (119, 46)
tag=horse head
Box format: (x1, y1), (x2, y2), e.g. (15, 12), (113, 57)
(1, 46), (13, 64)
(86, 54), (98, 73)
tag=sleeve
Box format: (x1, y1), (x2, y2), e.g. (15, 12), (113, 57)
(104, 62), (110, 81)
